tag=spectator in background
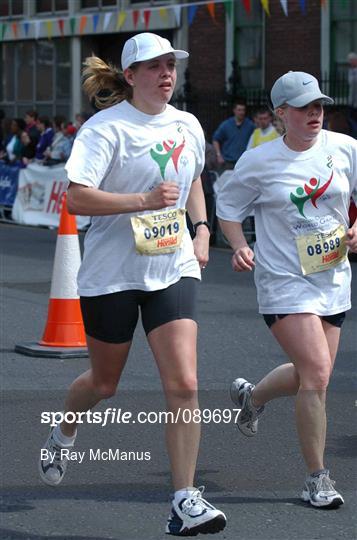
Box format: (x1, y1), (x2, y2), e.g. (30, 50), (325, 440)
(0, 118), (26, 163)
(246, 107), (279, 149)
(43, 115), (68, 165)
(24, 110), (40, 144)
(347, 52), (357, 110)
(213, 99), (255, 171)
(75, 111), (91, 130)
(20, 131), (37, 166)
(35, 115), (54, 161)
(0, 109), (5, 152)
(62, 122), (77, 152)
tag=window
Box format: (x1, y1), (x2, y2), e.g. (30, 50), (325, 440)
(0, 39), (71, 119)
(234, 0), (263, 89)
(81, 0), (116, 9)
(0, 0), (24, 18)
(18, 42), (34, 101)
(35, 0), (68, 14)
(330, 1), (357, 76)
(36, 41), (53, 100)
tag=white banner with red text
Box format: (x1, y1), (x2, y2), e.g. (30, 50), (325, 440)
(11, 163), (90, 229)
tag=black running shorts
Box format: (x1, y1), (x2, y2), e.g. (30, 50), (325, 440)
(80, 277), (199, 344)
(263, 312), (346, 329)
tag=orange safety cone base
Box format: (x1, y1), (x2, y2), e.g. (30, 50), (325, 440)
(14, 342), (88, 359)
(40, 299), (87, 347)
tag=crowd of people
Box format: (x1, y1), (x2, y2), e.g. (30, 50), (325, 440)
(0, 110), (91, 168)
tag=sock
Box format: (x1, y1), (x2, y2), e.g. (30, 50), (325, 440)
(174, 487), (196, 504)
(53, 424), (77, 447)
(310, 468), (329, 478)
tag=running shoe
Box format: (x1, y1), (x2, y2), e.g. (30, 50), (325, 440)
(301, 471), (344, 509)
(39, 427), (72, 486)
(165, 486), (226, 536)
(230, 378), (264, 437)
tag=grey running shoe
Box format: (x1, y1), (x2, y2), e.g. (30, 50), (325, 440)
(301, 471), (344, 508)
(39, 427), (73, 486)
(230, 378), (264, 437)
(165, 486), (227, 536)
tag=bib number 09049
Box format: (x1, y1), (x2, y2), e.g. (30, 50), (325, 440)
(306, 237), (340, 257)
(144, 221), (180, 240)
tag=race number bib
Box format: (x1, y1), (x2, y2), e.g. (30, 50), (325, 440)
(295, 224), (347, 275)
(131, 208), (186, 255)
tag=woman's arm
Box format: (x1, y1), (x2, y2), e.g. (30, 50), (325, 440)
(218, 219), (255, 272)
(346, 217), (357, 252)
(186, 177), (209, 268)
(67, 181), (180, 216)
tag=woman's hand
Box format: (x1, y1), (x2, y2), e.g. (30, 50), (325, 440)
(232, 246), (255, 272)
(144, 182), (179, 210)
(193, 226), (210, 270)
(346, 222), (357, 253)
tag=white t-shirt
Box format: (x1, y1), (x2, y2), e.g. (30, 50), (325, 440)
(216, 130), (357, 315)
(65, 101), (205, 296)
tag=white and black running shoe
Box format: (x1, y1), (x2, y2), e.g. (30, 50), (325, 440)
(301, 471), (344, 509)
(39, 427), (72, 486)
(165, 486), (226, 536)
(230, 378), (264, 437)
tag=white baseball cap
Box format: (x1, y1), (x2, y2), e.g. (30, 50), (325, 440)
(270, 71), (334, 109)
(121, 32), (189, 70)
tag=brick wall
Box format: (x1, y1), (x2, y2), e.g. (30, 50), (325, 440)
(188, 4), (226, 93)
(265, 0), (321, 89)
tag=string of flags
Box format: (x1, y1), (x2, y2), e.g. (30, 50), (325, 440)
(1, 0), (332, 41)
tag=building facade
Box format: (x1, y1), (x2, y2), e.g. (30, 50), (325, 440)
(0, 0), (355, 132)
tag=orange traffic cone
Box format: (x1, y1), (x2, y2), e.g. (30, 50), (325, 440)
(15, 193), (88, 358)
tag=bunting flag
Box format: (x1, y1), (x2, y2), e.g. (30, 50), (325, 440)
(23, 21), (30, 36)
(260, 0), (270, 16)
(242, 0), (251, 15)
(58, 19), (65, 36)
(34, 20), (41, 39)
(46, 20), (53, 39)
(224, 0), (232, 20)
(188, 5), (198, 26)
(159, 8), (168, 22)
(299, 0), (306, 14)
(79, 15), (87, 35)
(0, 0), (325, 45)
(207, 2), (216, 22)
(172, 5), (181, 25)
(143, 9), (151, 29)
(116, 11), (127, 30)
(70, 17), (76, 34)
(11, 22), (18, 38)
(280, 0), (288, 16)
(132, 10), (139, 29)
(103, 12), (112, 31)
(92, 13), (100, 32)
(1, 23), (7, 40)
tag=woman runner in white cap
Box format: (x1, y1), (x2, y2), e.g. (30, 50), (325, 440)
(217, 71), (357, 509)
(39, 32), (226, 536)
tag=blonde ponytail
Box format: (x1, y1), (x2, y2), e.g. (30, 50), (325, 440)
(82, 56), (131, 110)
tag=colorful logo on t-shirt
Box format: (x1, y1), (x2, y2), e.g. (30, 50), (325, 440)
(290, 171), (333, 218)
(150, 138), (185, 180)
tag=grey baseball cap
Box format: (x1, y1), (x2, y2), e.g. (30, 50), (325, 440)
(270, 71), (334, 109)
(121, 32), (188, 70)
